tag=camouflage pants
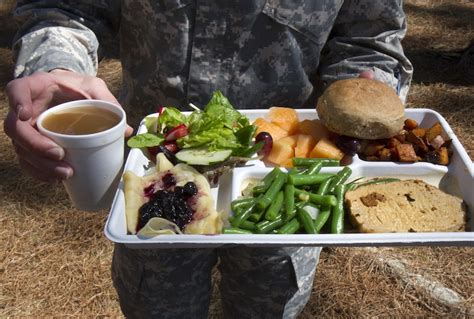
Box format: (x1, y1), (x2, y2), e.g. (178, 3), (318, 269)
(112, 244), (321, 319)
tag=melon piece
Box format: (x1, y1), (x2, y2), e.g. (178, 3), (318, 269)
(266, 140), (295, 167)
(295, 134), (317, 158)
(277, 135), (299, 148)
(298, 119), (329, 141)
(268, 107), (299, 135)
(309, 137), (344, 160)
(253, 118), (288, 142)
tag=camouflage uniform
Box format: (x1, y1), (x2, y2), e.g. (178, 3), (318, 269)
(13, 1), (412, 318)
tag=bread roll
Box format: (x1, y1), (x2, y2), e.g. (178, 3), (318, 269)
(317, 78), (405, 139)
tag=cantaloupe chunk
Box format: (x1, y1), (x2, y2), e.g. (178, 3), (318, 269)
(295, 134), (317, 158)
(268, 107), (299, 135)
(277, 135), (299, 148)
(267, 140), (295, 167)
(309, 137), (344, 160)
(298, 119), (329, 141)
(253, 118), (288, 141)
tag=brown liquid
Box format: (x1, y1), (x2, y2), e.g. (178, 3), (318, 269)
(42, 106), (121, 135)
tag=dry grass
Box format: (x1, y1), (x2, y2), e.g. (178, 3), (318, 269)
(1, 1), (473, 318)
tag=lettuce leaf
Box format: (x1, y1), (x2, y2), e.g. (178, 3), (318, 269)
(127, 133), (164, 148)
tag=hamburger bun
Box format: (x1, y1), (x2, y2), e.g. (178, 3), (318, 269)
(317, 78), (405, 140)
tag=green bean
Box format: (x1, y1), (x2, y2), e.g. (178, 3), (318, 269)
(328, 167), (352, 194)
(331, 184), (345, 234)
(314, 205), (331, 232)
(304, 162), (323, 175)
(265, 191), (284, 221)
(229, 217), (257, 231)
(231, 197), (255, 212)
(316, 176), (334, 195)
(297, 207), (317, 234)
(292, 158), (340, 167)
(284, 184), (295, 217)
(231, 201), (256, 227)
(277, 218), (301, 234)
(256, 217), (285, 234)
(294, 188), (337, 206)
(249, 208), (266, 223)
(255, 169), (286, 210)
(223, 227), (254, 234)
(252, 167), (280, 195)
(288, 173), (334, 186)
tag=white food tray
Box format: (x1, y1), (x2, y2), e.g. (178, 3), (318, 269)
(104, 109), (474, 248)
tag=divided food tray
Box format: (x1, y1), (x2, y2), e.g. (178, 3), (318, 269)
(104, 109), (474, 248)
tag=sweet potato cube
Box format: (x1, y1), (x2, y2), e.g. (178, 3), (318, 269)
(295, 134), (317, 158)
(425, 122), (443, 142)
(363, 143), (385, 157)
(253, 118), (288, 142)
(406, 131), (429, 152)
(277, 135), (299, 148)
(298, 119), (329, 141)
(378, 148), (392, 161)
(404, 118), (418, 130)
(439, 147), (449, 165)
(309, 137), (344, 160)
(268, 107), (299, 135)
(396, 143), (418, 162)
(267, 140), (295, 167)
(411, 128), (426, 138)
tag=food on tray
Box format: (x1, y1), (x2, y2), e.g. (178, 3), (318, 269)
(127, 91), (263, 184)
(123, 153), (223, 235)
(345, 179), (467, 233)
(317, 78), (405, 139)
(253, 107), (341, 167)
(225, 160), (353, 234)
(315, 78), (452, 165)
(360, 119), (452, 164)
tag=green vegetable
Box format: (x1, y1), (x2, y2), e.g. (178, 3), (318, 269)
(265, 191), (284, 221)
(297, 207), (317, 234)
(304, 162), (323, 175)
(288, 173), (334, 186)
(252, 168), (280, 195)
(127, 133), (164, 148)
(316, 176), (334, 195)
(277, 218), (301, 234)
(328, 167), (352, 194)
(284, 184), (295, 217)
(255, 217), (285, 234)
(231, 197), (255, 212)
(292, 158), (340, 167)
(294, 188), (337, 206)
(314, 206), (331, 232)
(223, 228), (253, 234)
(175, 148), (232, 165)
(255, 169), (286, 210)
(331, 185), (345, 234)
(228, 217), (257, 231)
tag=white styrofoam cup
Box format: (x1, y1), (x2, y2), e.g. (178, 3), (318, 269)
(37, 99), (126, 211)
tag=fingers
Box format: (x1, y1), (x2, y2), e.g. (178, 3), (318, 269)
(5, 73), (55, 121)
(359, 70), (375, 80)
(4, 111), (73, 181)
(18, 157), (72, 182)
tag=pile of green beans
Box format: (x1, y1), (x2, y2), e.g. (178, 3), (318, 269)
(224, 158), (352, 235)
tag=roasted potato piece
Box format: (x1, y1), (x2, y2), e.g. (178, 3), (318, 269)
(396, 143), (418, 162)
(425, 122), (443, 142)
(404, 118), (418, 130)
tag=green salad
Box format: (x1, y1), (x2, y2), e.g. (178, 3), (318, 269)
(127, 91), (263, 167)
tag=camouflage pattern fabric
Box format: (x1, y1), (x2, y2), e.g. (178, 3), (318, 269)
(13, 0), (412, 114)
(112, 244), (320, 318)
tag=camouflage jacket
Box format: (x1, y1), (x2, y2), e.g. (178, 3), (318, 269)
(13, 0), (413, 113)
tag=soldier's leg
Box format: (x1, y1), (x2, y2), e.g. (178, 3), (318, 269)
(218, 246), (321, 318)
(112, 243), (218, 319)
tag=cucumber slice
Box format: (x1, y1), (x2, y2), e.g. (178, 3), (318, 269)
(175, 148), (232, 165)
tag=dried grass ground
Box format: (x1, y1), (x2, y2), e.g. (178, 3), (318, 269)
(0, 1), (473, 318)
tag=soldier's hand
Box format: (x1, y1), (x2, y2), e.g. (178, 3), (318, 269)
(3, 70), (132, 182)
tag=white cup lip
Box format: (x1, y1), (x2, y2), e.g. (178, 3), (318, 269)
(37, 99), (126, 141)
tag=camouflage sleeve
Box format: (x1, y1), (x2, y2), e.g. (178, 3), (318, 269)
(12, 0), (120, 78)
(318, 0), (413, 102)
